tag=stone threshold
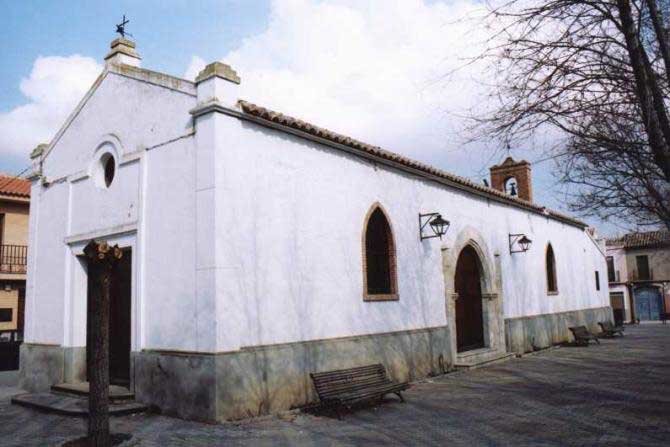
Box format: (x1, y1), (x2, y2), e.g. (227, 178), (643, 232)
(455, 348), (515, 370)
(51, 382), (135, 402)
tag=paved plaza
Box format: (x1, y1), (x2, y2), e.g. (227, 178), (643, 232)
(1, 324), (669, 446)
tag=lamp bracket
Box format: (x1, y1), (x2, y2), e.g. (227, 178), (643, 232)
(509, 233), (528, 254)
(419, 212), (442, 241)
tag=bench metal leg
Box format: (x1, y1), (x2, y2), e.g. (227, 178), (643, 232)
(395, 392), (405, 403)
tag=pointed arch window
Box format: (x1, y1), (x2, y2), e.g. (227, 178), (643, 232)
(546, 243), (558, 294)
(362, 204), (398, 301)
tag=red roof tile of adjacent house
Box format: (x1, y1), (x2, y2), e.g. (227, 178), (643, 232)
(0, 174), (31, 198)
(606, 230), (670, 249)
(237, 100), (586, 228)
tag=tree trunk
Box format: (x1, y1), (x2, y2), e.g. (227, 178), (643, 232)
(88, 261), (111, 446)
(83, 240), (123, 447)
(617, 0), (670, 180)
(645, 0), (670, 84)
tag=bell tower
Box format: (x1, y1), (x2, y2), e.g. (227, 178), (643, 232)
(489, 157), (533, 202)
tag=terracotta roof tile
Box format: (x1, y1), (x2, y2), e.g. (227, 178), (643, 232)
(237, 100), (585, 228)
(606, 230), (670, 249)
(0, 174), (30, 198)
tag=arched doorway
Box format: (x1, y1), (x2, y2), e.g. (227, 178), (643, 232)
(455, 246), (485, 352)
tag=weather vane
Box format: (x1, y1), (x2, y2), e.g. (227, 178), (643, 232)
(115, 14), (131, 38)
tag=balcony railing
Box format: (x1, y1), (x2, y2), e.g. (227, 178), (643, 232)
(608, 270), (620, 283)
(0, 245), (27, 274)
(631, 268), (654, 281)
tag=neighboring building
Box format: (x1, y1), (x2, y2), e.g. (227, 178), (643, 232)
(19, 38), (610, 422)
(0, 174), (30, 339)
(606, 230), (670, 324)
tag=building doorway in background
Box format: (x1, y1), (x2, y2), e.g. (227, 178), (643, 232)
(455, 246), (485, 352)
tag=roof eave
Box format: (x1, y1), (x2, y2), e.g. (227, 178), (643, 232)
(195, 100), (586, 229)
(0, 193), (30, 203)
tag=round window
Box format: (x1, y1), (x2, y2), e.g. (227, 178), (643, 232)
(101, 153), (116, 187)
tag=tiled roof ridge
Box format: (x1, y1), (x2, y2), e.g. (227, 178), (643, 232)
(606, 229), (670, 248)
(0, 174), (30, 198)
(236, 100), (585, 228)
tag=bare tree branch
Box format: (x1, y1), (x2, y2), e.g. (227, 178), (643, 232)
(468, 0), (670, 229)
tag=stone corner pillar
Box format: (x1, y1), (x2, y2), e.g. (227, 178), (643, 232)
(189, 60), (241, 355)
(193, 61), (241, 109)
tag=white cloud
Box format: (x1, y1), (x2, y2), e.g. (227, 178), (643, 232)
(183, 55), (207, 82)
(0, 55), (102, 164)
(194, 0), (496, 175)
(186, 0), (601, 226)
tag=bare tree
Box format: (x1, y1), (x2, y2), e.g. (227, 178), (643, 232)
(473, 0), (670, 229)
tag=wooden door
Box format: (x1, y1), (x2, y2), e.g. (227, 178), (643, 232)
(109, 249), (131, 385)
(609, 292), (625, 326)
(455, 246), (485, 352)
(635, 287), (662, 321)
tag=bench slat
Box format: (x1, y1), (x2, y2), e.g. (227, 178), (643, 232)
(598, 321), (624, 336)
(322, 383), (407, 402)
(335, 382), (407, 399)
(336, 385), (409, 405)
(310, 363), (408, 414)
(316, 381), (392, 397)
(314, 372), (386, 387)
(569, 326), (599, 345)
(317, 378), (393, 397)
(316, 375), (389, 390)
(311, 365), (384, 380)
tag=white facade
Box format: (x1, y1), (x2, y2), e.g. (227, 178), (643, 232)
(21, 41), (610, 420)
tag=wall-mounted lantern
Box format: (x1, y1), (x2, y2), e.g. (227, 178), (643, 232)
(509, 233), (532, 254)
(419, 213), (450, 241)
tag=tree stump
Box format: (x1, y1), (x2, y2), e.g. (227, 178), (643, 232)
(83, 240), (123, 447)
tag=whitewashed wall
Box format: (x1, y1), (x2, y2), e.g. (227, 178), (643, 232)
(606, 246), (628, 283)
(24, 71), (199, 352)
(213, 115), (609, 352)
(24, 66), (608, 357)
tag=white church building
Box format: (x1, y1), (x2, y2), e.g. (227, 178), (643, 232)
(19, 38), (611, 421)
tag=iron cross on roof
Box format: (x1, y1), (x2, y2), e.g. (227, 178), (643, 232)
(116, 14), (130, 38)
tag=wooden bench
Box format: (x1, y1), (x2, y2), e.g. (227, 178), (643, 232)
(569, 326), (600, 346)
(598, 321), (625, 337)
(310, 364), (409, 417)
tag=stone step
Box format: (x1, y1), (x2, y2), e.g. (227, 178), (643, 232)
(51, 382), (135, 402)
(11, 392), (147, 417)
(455, 349), (515, 370)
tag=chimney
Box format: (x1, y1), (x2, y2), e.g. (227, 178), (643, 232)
(489, 156), (533, 202)
(194, 62), (241, 107)
(104, 37), (141, 67)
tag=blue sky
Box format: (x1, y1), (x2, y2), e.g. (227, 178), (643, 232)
(0, 0), (626, 235)
(1, 0), (269, 112)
